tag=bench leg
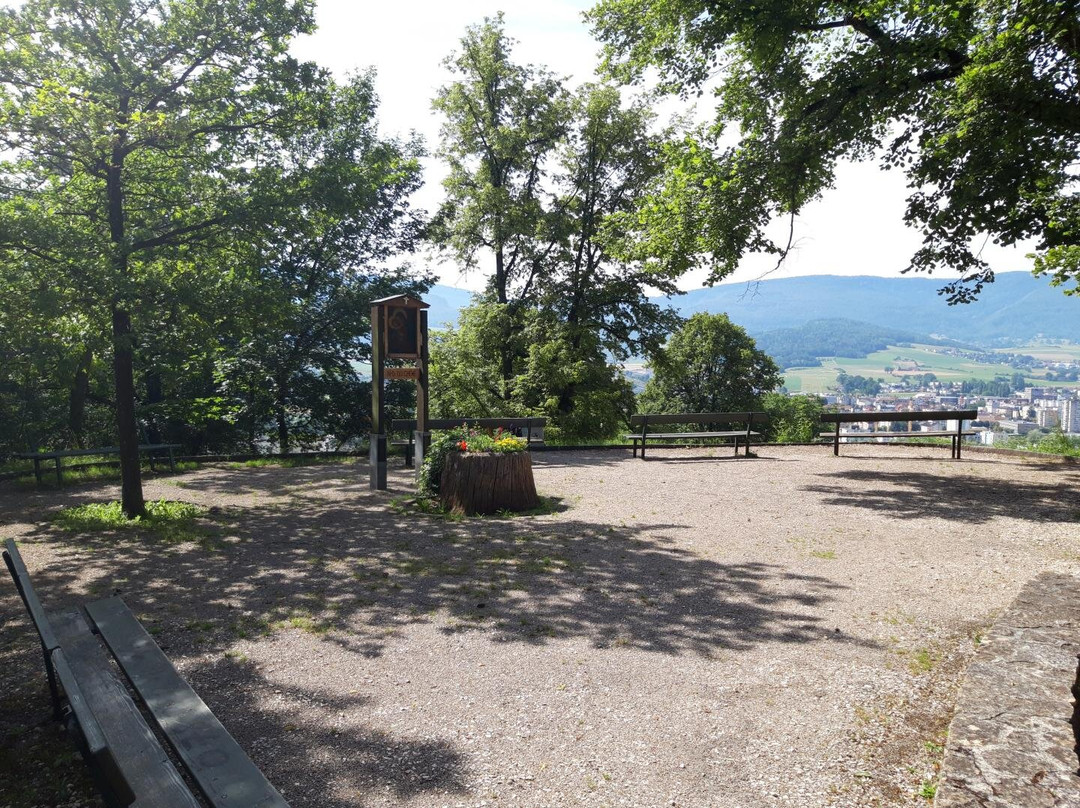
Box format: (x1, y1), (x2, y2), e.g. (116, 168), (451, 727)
(733, 438), (739, 457)
(168, 447), (175, 472)
(54, 458), (62, 487)
(33, 458), (42, 486)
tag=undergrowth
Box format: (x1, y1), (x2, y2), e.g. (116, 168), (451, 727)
(54, 499), (212, 543)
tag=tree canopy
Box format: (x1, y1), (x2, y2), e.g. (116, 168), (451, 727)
(587, 0), (1080, 302)
(429, 16), (680, 438)
(0, 0), (426, 511)
(638, 313), (782, 414)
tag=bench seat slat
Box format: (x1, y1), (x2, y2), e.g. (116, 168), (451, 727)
(625, 431), (761, 440)
(820, 431), (978, 439)
(86, 597), (289, 808)
(52, 610), (199, 808)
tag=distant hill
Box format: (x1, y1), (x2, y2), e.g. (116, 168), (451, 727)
(424, 285), (475, 330)
(425, 272), (1079, 347)
(754, 319), (957, 369)
(662, 272), (1080, 344)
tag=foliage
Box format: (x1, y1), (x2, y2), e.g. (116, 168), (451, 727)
(960, 376), (1020, 397)
(218, 73), (428, 452)
(0, 0), (326, 514)
(762, 393), (824, 443)
(835, 372), (882, 396)
(1004, 428), (1080, 457)
(430, 18), (677, 438)
(55, 499), (206, 541)
(638, 313), (782, 414)
(0, 2), (428, 484)
(429, 303), (636, 441)
(588, 0), (1080, 301)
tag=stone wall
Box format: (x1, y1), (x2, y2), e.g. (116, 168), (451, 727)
(936, 572), (1080, 807)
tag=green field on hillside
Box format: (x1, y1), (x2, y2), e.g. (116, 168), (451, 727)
(784, 343), (1080, 395)
(994, 342), (1080, 361)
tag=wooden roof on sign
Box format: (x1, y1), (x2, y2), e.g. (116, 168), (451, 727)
(371, 294), (429, 309)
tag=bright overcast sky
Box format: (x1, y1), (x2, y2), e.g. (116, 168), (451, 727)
(291, 0), (1037, 292)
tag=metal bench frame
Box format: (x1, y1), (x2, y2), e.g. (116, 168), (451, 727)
(626, 412), (768, 459)
(820, 409), (979, 458)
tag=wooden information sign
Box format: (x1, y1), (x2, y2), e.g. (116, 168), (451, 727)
(369, 294), (429, 490)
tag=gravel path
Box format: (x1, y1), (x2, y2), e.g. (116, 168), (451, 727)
(2, 445), (1078, 808)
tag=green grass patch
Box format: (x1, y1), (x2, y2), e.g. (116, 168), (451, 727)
(54, 499), (214, 544)
(784, 342), (1046, 394)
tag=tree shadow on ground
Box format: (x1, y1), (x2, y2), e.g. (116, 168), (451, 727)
(1, 461), (871, 806)
(802, 468), (1080, 524)
(17, 495), (865, 658)
(185, 656), (468, 807)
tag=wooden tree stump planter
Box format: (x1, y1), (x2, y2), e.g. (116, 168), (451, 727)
(439, 451), (539, 515)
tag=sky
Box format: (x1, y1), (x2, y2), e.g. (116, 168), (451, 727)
(6, 0), (1025, 294)
(290, 0), (1040, 293)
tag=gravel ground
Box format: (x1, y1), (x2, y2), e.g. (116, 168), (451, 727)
(2, 445), (1078, 808)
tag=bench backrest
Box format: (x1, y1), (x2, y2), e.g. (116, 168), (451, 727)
(820, 409), (978, 424)
(629, 412), (768, 430)
(3, 539), (135, 806)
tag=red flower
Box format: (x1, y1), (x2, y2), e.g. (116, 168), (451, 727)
(459, 440), (468, 451)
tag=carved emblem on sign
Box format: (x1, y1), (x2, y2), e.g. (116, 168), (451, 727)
(384, 367), (420, 380)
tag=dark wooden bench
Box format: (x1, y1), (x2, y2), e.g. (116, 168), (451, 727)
(626, 412), (768, 458)
(3, 539), (289, 808)
(14, 443), (182, 486)
(390, 417), (546, 467)
(820, 409), (979, 458)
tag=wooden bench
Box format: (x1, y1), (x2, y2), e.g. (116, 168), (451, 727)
(820, 409), (979, 458)
(3, 539), (289, 808)
(626, 412), (768, 459)
(390, 417), (546, 467)
(14, 443), (182, 486)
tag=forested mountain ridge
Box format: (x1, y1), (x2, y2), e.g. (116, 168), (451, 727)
(429, 272), (1076, 351)
(662, 273), (1079, 344)
(752, 319), (958, 369)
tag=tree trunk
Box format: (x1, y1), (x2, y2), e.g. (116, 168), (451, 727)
(68, 347), (93, 448)
(276, 373), (289, 453)
(439, 451), (538, 515)
(277, 405), (289, 454)
(145, 370), (163, 444)
(112, 307), (145, 518)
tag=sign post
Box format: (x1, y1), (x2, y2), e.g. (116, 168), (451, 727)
(369, 295), (429, 490)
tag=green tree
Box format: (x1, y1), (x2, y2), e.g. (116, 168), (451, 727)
(431, 20), (680, 437)
(0, 0), (320, 515)
(762, 392), (824, 443)
(428, 303), (636, 441)
(588, 0), (1080, 301)
(221, 74), (428, 452)
(638, 313), (782, 414)
(431, 14), (567, 391)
